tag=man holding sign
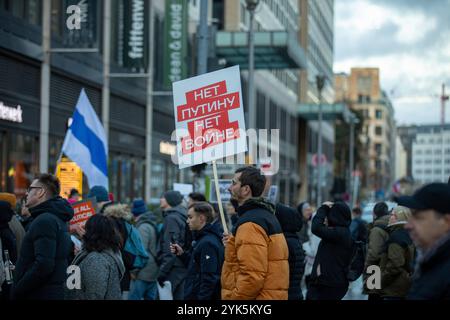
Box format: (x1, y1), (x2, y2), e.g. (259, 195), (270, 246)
(221, 166), (289, 300)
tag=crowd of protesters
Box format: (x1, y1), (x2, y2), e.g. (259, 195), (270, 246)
(0, 167), (449, 300)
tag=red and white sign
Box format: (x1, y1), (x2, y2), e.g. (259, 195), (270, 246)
(173, 66), (247, 168)
(69, 198), (97, 233)
(312, 154), (327, 167)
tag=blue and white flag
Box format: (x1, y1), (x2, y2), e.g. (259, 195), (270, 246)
(62, 88), (108, 190)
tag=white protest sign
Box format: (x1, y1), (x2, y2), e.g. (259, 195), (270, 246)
(172, 65), (247, 169)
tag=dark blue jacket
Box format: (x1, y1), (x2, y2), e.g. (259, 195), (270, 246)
(181, 223), (224, 300)
(12, 197), (74, 300)
(408, 235), (450, 300)
(310, 203), (352, 288)
(350, 217), (368, 242)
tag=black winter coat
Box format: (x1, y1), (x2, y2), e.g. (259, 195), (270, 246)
(408, 234), (450, 300)
(310, 203), (352, 288)
(182, 223), (224, 300)
(12, 197), (74, 300)
(275, 203), (305, 300)
(0, 201), (17, 263)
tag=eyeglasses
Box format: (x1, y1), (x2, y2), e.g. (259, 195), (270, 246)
(26, 186), (43, 193)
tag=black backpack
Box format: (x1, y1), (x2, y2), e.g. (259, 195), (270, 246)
(347, 240), (367, 281)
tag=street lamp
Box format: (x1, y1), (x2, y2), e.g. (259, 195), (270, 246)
(246, 0), (259, 131)
(316, 75), (325, 206)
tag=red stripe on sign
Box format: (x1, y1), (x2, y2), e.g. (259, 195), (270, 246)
(177, 92), (240, 122)
(180, 111), (240, 155)
(185, 81), (227, 105)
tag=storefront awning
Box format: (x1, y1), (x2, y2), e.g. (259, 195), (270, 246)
(215, 31), (307, 70)
(297, 103), (359, 124)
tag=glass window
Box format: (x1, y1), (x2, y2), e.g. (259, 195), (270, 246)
(2, 132), (39, 200)
(375, 109), (382, 119)
(375, 126), (382, 136)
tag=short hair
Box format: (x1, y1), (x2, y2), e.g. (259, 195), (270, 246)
(189, 201), (214, 224)
(35, 173), (60, 197)
(69, 188), (79, 197)
(352, 207), (362, 215)
(235, 166), (266, 197)
(188, 192), (206, 202)
(373, 202), (389, 218)
(83, 215), (122, 253)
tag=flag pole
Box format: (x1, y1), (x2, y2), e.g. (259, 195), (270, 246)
(212, 160), (228, 235)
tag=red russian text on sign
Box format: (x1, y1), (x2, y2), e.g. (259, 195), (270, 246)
(181, 111), (240, 154)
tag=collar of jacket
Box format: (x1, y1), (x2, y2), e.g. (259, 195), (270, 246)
(163, 205), (186, 218)
(420, 231), (450, 268)
(29, 196), (74, 222)
(193, 223), (221, 241)
(238, 197), (275, 216)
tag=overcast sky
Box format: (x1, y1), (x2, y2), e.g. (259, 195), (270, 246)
(334, 0), (450, 126)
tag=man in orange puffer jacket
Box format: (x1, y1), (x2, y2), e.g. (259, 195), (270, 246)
(221, 166), (289, 300)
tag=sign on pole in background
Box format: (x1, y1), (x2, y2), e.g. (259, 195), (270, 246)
(209, 180), (231, 203)
(69, 198), (97, 233)
(267, 185), (278, 203)
(163, 0), (188, 88)
(56, 159), (83, 199)
(173, 65), (247, 169)
(173, 183), (193, 197)
(117, 0), (149, 71)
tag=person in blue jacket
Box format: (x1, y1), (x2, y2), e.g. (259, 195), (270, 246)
(170, 202), (224, 300)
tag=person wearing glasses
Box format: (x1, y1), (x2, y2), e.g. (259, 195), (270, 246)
(11, 174), (74, 300)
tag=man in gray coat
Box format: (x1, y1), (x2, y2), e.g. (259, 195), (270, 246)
(156, 191), (188, 300)
(129, 199), (159, 300)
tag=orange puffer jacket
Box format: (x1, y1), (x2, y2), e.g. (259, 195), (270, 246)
(221, 198), (289, 300)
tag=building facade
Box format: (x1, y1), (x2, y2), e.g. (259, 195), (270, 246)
(409, 125), (450, 184)
(0, 0), (203, 203)
(297, 0), (335, 205)
(334, 68), (396, 198)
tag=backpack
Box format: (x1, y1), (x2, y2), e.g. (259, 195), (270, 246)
(347, 239), (367, 281)
(123, 222), (149, 270)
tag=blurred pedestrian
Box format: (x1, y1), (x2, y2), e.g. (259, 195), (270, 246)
(221, 166), (289, 300)
(66, 215), (124, 300)
(0, 193), (25, 257)
(128, 199), (159, 300)
(157, 190), (188, 300)
(306, 201), (353, 300)
(379, 206), (414, 300)
(0, 201), (17, 300)
(225, 199), (239, 230)
(68, 188), (80, 205)
(87, 186), (113, 214)
(398, 183), (450, 299)
(275, 203), (306, 300)
(363, 201), (390, 300)
(350, 207), (368, 242)
(187, 192), (206, 208)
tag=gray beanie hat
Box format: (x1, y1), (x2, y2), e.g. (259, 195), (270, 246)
(163, 190), (183, 207)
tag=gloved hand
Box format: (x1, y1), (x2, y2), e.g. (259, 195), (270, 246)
(157, 275), (167, 287)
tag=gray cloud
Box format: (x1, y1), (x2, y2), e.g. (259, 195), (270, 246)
(335, 0), (449, 60)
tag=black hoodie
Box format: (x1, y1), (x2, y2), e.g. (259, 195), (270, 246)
(12, 196), (74, 300)
(275, 203), (306, 300)
(310, 203), (352, 288)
